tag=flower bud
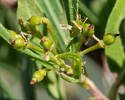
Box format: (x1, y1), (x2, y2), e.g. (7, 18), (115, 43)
(103, 33), (115, 45)
(83, 23), (94, 37)
(30, 70), (46, 85)
(72, 20), (83, 35)
(28, 16), (42, 25)
(40, 36), (53, 50)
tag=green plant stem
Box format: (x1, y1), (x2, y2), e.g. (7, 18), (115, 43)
(109, 65), (125, 100)
(54, 69), (80, 83)
(79, 75), (109, 100)
(75, 35), (85, 53)
(72, 36), (78, 52)
(41, 17), (62, 53)
(79, 40), (105, 56)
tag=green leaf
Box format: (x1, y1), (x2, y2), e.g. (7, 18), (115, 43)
(79, 1), (99, 25)
(105, 0), (125, 72)
(37, 0), (68, 51)
(21, 57), (35, 100)
(61, 0), (79, 52)
(0, 61), (19, 99)
(17, 0), (44, 21)
(0, 81), (16, 99)
(0, 24), (53, 68)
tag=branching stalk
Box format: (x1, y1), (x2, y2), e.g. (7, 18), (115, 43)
(79, 40), (105, 56)
(75, 35), (85, 53)
(79, 75), (109, 100)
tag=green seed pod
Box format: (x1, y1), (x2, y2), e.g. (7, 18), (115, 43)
(13, 38), (26, 49)
(40, 36), (53, 50)
(29, 16), (42, 25)
(103, 33), (115, 45)
(83, 23), (94, 37)
(30, 70), (46, 84)
(9, 30), (22, 38)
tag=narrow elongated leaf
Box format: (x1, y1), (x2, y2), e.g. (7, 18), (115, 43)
(61, 0), (79, 52)
(0, 61), (19, 99)
(105, 0), (125, 72)
(61, 0), (79, 24)
(43, 71), (66, 100)
(21, 57), (35, 100)
(0, 81), (16, 99)
(79, 1), (99, 25)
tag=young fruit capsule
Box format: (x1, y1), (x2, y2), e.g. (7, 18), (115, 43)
(28, 16), (42, 26)
(13, 38), (26, 49)
(30, 70), (46, 85)
(40, 36), (57, 56)
(103, 33), (116, 45)
(40, 36), (53, 50)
